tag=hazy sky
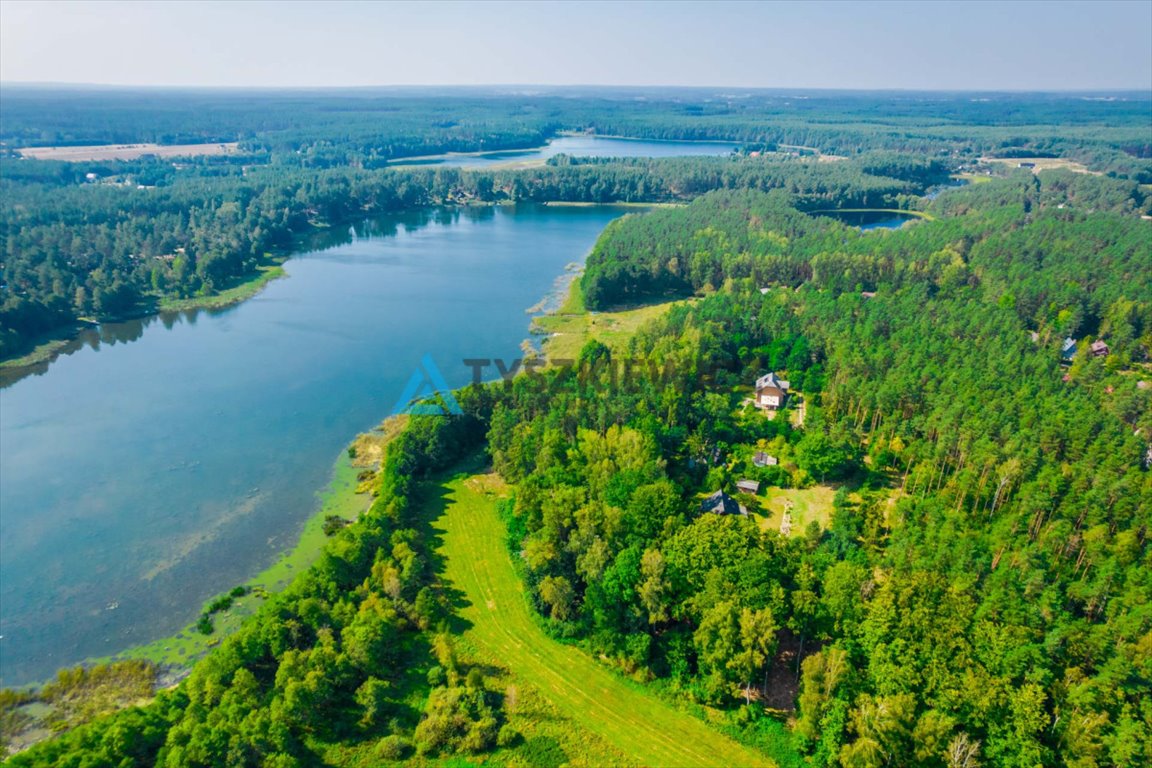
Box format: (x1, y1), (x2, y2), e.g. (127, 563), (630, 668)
(1, 0), (1150, 91)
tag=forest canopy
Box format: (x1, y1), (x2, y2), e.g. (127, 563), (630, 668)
(3, 88), (1151, 767)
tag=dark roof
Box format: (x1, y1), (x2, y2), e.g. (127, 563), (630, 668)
(1061, 337), (1077, 361)
(756, 372), (790, 392)
(700, 490), (746, 516)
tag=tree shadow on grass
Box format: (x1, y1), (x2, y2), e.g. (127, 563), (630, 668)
(410, 452), (494, 637)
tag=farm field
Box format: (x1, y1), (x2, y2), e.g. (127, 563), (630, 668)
(431, 469), (776, 768)
(978, 155), (1098, 174)
(16, 142), (239, 161)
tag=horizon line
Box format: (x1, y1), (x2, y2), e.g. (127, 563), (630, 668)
(2, 81), (1151, 96)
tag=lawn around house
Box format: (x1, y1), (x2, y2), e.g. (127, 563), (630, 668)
(755, 485), (836, 537)
(433, 469), (776, 768)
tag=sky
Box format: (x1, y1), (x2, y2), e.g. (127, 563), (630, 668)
(1, 0), (1150, 91)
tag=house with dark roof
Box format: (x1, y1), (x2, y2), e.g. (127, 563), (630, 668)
(754, 372), (790, 411)
(700, 490), (747, 516)
(1061, 337), (1077, 363)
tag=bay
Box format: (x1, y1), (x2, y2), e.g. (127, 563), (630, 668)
(0, 204), (625, 685)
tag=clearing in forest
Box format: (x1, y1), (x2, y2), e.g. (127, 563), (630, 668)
(534, 280), (692, 362)
(433, 470), (775, 768)
(16, 142), (239, 162)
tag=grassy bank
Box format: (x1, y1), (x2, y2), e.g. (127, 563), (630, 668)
(532, 277), (690, 362)
(157, 260), (286, 313)
(1, 261), (287, 373)
(0, 324), (93, 371)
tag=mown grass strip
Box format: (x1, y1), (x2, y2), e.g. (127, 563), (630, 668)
(434, 471), (775, 768)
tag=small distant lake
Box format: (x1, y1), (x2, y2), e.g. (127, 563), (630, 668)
(813, 210), (923, 230)
(390, 135), (739, 169)
(0, 204), (628, 686)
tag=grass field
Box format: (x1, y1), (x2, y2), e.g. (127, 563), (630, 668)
(431, 469), (775, 767)
(978, 156), (1098, 175)
(16, 142), (239, 162)
(534, 280), (691, 362)
(952, 172), (994, 185)
(755, 485), (836, 537)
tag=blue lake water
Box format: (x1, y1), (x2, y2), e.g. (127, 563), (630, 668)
(0, 204), (627, 685)
(814, 210), (922, 230)
(389, 135), (739, 168)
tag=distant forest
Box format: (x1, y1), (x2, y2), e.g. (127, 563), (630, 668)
(2, 87), (1149, 360)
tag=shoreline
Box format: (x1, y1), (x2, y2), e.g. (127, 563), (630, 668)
(0, 203), (664, 382)
(87, 447), (375, 678)
(386, 132), (741, 168)
(808, 207), (936, 221)
(0, 260), (288, 378)
(1, 443), (382, 752)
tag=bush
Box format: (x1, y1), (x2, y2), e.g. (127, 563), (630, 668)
(204, 595), (233, 614)
(496, 723), (520, 748)
(375, 734), (412, 760)
(322, 514), (347, 536)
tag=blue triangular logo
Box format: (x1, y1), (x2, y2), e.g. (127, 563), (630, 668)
(392, 355), (463, 416)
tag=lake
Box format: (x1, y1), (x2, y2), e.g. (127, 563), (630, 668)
(813, 210), (922, 230)
(0, 204), (627, 686)
(389, 135), (739, 168)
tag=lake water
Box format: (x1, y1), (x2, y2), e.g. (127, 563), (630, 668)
(814, 210), (921, 230)
(0, 204), (627, 686)
(390, 135), (739, 168)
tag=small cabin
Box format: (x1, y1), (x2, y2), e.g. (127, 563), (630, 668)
(700, 490), (747, 516)
(1090, 340), (1109, 358)
(752, 451), (778, 467)
(1061, 337), (1077, 363)
(755, 372), (790, 411)
(736, 479), (760, 494)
